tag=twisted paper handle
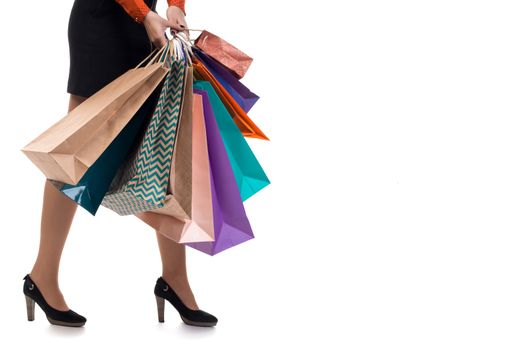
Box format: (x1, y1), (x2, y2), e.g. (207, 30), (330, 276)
(169, 28), (205, 43)
(134, 39), (173, 69)
(135, 28), (204, 70)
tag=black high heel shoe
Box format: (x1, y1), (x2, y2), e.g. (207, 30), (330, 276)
(154, 276), (218, 327)
(22, 274), (87, 327)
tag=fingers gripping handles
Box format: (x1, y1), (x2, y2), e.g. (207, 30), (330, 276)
(134, 35), (195, 69)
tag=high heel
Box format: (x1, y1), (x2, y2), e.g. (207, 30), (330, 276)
(155, 295), (165, 322)
(154, 276), (218, 327)
(25, 295), (35, 321)
(22, 274), (87, 327)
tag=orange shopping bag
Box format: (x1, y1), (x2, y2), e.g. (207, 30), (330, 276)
(192, 58), (269, 140)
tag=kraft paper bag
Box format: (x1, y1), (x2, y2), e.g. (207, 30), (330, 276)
(101, 56), (188, 215)
(193, 47), (259, 112)
(193, 58), (268, 141)
(21, 61), (169, 185)
(48, 84), (162, 215)
(135, 90), (215, 243)
(186, 89), (254, 255)
(166, 65), (194, 219)
(194, 30), (253, 79)
(193, 80), (270, 201)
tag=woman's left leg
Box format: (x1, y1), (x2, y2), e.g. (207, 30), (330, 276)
(155, 230), (199, 310)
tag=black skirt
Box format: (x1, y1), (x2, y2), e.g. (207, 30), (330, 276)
(67, 0), (158, 98)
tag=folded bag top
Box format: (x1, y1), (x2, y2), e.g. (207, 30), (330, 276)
(194, 30), (253, 79)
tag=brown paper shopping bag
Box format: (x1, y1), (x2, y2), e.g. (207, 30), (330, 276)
(165, 65), (194, 220)
(21, 47), (171, 185)
(135, 84), (215, 243)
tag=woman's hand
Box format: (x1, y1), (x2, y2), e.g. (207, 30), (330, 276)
(143, 11), (184, 48)
(167, 6), (189, 39)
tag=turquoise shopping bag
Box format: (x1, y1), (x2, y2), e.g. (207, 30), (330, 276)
(193, 80), (269, 200)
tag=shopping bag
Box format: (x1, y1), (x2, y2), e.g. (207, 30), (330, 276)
(193, 80), (270, 201)
(194, 29), (253, 79)
(135, 91), (214, 243)
(100, 53), (187, 215)
(192, 58), (268, 140)
(48, 86), (162, 215)
(21, 52), (170, 185)
(186, 89), (254, 255)
(193, 47), (259, 112)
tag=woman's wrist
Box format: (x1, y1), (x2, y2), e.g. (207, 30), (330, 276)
(143, 10), (154, 24)
(133, 3), (152, 23)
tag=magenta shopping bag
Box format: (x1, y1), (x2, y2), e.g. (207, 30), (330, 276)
(185, 88), (254, 255)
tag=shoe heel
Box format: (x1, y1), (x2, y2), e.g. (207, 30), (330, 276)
(155, 295), (165, 322)
(25, 295), (35, 321)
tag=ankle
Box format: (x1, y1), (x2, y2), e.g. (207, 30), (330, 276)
(162, 271), (189, 283)
(29, 269), (59, 287)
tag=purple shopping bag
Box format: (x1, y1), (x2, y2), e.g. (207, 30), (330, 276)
(193, 47), (260, 113)
(185, 89), (254, 255)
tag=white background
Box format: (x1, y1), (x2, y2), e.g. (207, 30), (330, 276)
(1, 0), (525, 349)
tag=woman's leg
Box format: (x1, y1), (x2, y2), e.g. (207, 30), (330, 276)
(28, 94), (87, 311)
(155, 230), (199, 310)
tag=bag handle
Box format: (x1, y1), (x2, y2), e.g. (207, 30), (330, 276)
(134, 40), (172, 69)
(163, 28), (191, 63)
(175, 38), (184, 60)
(134, 28), (201, 70)
(180, 40), (193, 67)
(186, 28), (205, 44)
(149, 39), (174, 67)
(164, 37), (181, 60)
(135, 48), (159, 69)
(169, 28), (205, 44)
(174, 32), (196, 64)
(163, 35), (194, 67)
(156, 39), (173, 65)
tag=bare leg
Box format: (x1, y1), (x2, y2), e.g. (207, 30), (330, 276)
(29, 94), (87, 311)
(156, 230), (199, 310)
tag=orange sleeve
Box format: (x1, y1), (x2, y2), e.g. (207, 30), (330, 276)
(115, 0), (186, 24)
(167, 0), (186, 16)
(115, 0), (151, 23)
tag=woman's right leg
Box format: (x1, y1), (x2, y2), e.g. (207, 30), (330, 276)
(28, 94), (87, 311)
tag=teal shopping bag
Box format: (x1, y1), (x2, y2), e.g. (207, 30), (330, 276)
(193, 80), (269, 200)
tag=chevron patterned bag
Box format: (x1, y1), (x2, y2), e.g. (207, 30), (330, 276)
(100, 52), (187, 215)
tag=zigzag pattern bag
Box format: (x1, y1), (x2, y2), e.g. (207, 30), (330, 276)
(101, 44), (187, 215)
